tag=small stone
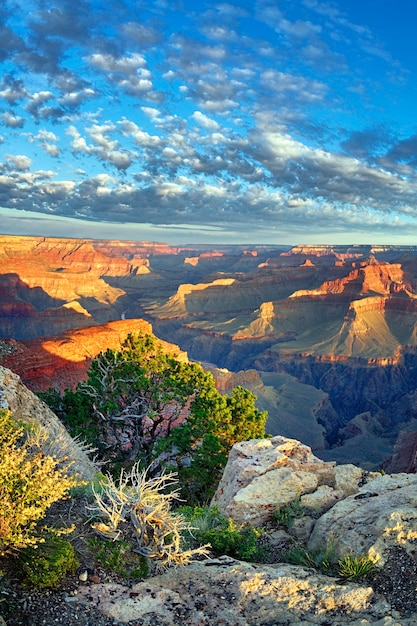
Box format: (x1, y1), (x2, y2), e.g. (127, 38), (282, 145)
(64, 596), (79, 603)
(88, 573), (101, 584)
(79, 570), (88, 582)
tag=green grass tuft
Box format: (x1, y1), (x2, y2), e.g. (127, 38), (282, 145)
(337, 553), (378, 580)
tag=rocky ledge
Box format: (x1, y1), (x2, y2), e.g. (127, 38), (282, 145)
(2, 372), (417, 624)
(76, 558), (406, 626)
(76, 437), (417, 624)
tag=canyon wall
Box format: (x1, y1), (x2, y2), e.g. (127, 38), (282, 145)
(2, 235), (417, 470)
(0, 319), (187, 392)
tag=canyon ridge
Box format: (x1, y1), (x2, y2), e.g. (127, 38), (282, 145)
(1, 234), (417, 471)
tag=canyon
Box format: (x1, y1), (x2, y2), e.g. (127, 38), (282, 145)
(1, 234), (417, 471)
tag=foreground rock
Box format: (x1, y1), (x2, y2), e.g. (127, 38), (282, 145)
(77, 558), (411, 625)
(213, 436), (417, 571)
(1, 369), (417, 624)
(308, 473), (417, 565)
(212, 436), (378, 525)
(0, 365), (97, 480)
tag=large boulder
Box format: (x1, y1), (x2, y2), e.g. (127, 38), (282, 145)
(212, 436), (338, 525)
(212, 437), (381, 527)
(0, 365), (98, 480)
(308, 473), (417, 565)
(213, 435), (417, 571)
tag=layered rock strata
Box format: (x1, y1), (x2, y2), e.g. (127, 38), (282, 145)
(0, 319), (186, 392)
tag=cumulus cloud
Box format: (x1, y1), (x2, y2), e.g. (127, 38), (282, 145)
(385, 135), (417, 166)
(0, 77), (27, 104)
(0, 0), (415, 242)
(122, 22), (163, 47)
(66, 124), (134, 171)
(191, 111), (220, 130)
(119, 118), (161, 147)
(1, 112), (25, 128)
(5, 155), (32, 171)
(59, 88), (96, 108)
(28, 3), (91, 43)
(25, 91), (58, 119)
(87, 52), (153, 95)
(28, 130), (60, 157)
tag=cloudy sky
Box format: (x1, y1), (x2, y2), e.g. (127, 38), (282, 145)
(0, 0), (416, 244)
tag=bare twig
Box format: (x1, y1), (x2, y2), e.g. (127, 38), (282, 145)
(89, 464), (210, 571)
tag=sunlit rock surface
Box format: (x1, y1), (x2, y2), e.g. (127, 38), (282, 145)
(77, 559), (409, 625)
(4, 235), (417, 470)
(0, 365), (97, 480)
(212, 436), (379, 526)
(308, 473), (417, 565)
(0, 319), (187, 392)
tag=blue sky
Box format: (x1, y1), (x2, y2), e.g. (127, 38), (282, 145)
(0, 0), (416, 244)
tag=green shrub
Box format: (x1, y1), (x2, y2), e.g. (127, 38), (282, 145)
(178, 505), (265, 562)
(283, 542), (336, 573)
(88, 537), (148, 579)
(38, 387), (98, 447)
(273, 498), (305, 529)
(0, 410), (82, 554)
(283, 542), (377, 581)
(18, 534), (78, 588)
(176, 505), (223, 535)
(41, 332), (268, 506)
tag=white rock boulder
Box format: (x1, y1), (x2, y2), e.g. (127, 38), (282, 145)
(308, 473), (417, 565)
(212, 436), (384, 527)
(212, 436), (336, 525)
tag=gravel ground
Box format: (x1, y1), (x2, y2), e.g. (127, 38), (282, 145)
(371, 545), (417, 616)
(1, 499), (417, 625)
(1, 575), (123, 626)
(2, 544), (417, 626)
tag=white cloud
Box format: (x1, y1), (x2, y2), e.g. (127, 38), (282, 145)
(59, 88), (96, 107)
(0, 0), (414, 242)
(87, 53), (147, 73)
(87, 123), (118, 151)
(5, 155), (32, 171)
(119, 118), (161, 147)
(191, 111), (220, 130)
(1, 112), (25, 128)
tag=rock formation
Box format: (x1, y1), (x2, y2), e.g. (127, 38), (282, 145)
(76, 559), (407, 625)
(384, 430), (417, 473)
(0, 365), (97, 480)
(4, 235), (417, 471)
(212, 436), (379, 525)
(0, 319), (187, 392)
(308, 472), (417, 565)
(73, 434), (417, 624)
(1, 356), (417, 623)
(212, 436), (417, 571)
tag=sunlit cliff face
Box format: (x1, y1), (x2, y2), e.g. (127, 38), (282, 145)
(3, 236), (417, 471)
